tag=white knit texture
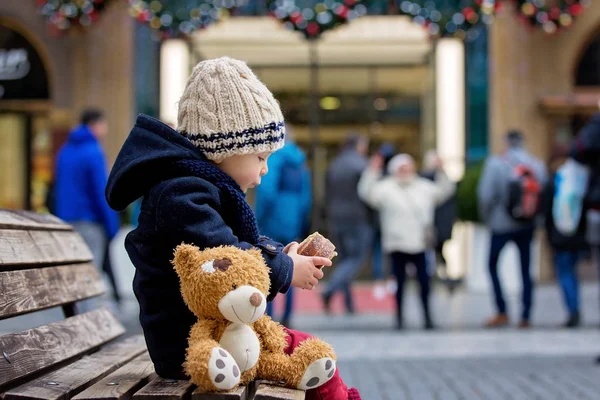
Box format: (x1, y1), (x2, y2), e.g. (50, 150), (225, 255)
(177, 57), (285, 160)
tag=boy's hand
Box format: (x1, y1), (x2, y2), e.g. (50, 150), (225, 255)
(286, 243), (331, 290)
(283, 241), (297, 254)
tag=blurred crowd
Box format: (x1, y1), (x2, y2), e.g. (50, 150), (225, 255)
(48, 109), (600, 334)
(255, 117), (600, 333)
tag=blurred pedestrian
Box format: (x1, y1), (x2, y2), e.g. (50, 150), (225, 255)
(420, 150), (457, 284)
(370, 143), (396, 301)
(542, 155), (587, 328)
(255, 126), (312, 328)
(102, 239), (121, 304)
(570, 114), (600, 338)
(322, 133), (372, 314)
(358, 153), (455, 329)
(54, 109), (120, 298)
(477, 130), (547, 328)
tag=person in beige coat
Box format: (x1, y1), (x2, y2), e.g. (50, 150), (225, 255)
(358, 153), (455, 329)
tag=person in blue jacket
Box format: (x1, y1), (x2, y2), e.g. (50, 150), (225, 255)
(54, 109), (119, 268)
(255, 127), (312, 328)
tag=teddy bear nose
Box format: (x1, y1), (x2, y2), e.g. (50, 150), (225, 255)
(249, 293), (262, 307)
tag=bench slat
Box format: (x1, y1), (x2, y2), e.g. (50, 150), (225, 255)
(254, 383), (305, 400)
(0, 210), (70, 231)
(72, 352), (155, 400)
(0, 308), (125, 388)
(134, 377), (195, 400)
(192, 385), (249, 400)
(0, 229), (92, 270)
(2, 335), (147, 400)
(0, 263), (105, 320)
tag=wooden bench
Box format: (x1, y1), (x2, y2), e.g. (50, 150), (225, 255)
(0, 209), (305, 400)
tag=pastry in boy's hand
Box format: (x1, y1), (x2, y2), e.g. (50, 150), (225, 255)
(297, 232), (337, 267)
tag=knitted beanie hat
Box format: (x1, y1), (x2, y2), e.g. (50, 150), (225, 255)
(177, 57), (285, 160)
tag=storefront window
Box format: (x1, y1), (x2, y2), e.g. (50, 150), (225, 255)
(0, 113), (27, 209)
(31, 115), (52, 212)
(253, 65), (423, 153)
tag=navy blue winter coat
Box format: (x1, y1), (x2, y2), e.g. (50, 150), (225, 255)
(105, 114), (293, 379)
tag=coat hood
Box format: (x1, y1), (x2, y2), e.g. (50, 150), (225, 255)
(106, 114), (205, 211)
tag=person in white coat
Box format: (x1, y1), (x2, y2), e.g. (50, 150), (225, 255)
(358, 153), (455, 329)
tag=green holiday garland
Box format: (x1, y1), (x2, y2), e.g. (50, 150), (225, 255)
(267, 0), (368, 39)
(391, 0), (500, 39)
(125, 0), (243, 38)
(36, 0), (111, 32)
(513, 0), (589, 33)
(36, 0), (593, 38)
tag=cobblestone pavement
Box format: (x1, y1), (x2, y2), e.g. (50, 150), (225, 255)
(337, 356), (600, 400)
(312, 330), (600, 361)
(312, 327), (600, 399)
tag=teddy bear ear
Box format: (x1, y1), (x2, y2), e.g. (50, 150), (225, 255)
(172, 243), (202, 280)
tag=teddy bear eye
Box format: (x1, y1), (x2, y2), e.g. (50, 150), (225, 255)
(214, 258), (232, 272)
(232, 284), (237, 290)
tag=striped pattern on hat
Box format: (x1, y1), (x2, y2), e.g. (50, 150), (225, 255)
(177, 57), (285, 160)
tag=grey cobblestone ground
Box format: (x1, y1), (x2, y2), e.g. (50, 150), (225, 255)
(311, 330), (600, 361)
(337, 356), (600, 400)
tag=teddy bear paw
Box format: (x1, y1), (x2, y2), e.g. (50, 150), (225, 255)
(297, 357), (336, 390)
(208, 347), (241, 390)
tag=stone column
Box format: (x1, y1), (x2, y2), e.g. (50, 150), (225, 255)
(71, 0), (135, 166)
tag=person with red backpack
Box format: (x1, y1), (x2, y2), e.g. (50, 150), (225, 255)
(477, 130), (548, 328)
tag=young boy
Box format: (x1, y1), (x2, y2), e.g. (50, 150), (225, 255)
(106, 57), (360, 400)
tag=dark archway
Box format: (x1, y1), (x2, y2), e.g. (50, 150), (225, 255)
(570, 29), (600, 135)
(575, 31), (600, 86)
(0, 21), (50, 100)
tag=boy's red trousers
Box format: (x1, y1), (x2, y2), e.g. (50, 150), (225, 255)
(283, 328), (362, 400)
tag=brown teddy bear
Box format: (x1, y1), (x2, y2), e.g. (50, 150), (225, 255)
(172, 244), (337, 393)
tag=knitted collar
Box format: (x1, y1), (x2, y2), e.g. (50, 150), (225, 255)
(173, 158), (260, 244)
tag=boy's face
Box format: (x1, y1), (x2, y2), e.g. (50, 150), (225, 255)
(215, 151), (272, 192)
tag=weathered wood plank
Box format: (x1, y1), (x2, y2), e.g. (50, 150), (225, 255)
(72, 353), (155, 400)
(0, 229), (92, 269)
(0, 308), (125, 388)
(10, 211), (70, 231)
(0, 263), (105, 319)
(0, 210), (70, 231)
(253, 383), (305, 400)
(3, 336), (147, 400)
(192, 385), (249, 400)
(134, 377), (195, 400)
(49, 231), (94, 264)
